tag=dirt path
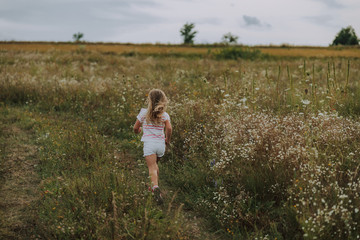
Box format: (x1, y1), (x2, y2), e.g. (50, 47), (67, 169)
(0, 114), (40, 239)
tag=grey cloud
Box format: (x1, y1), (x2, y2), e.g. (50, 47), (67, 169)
(0, 0), (161, 24)
(92, 6), (164, 25)
(242, 15), (271, 28)
(312, 0), (343, 8)
(304, 15), (337, 27)
(0, 0), (158, 8)
(243, 15), (261, 26)
(0, 0), (163, 41)
(197, 17), (221, 25)
(171, 0), (195, 2)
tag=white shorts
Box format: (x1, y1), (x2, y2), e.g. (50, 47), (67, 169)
(143, 141), (166, 157)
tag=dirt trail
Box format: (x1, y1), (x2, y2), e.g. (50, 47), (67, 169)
(0, 121), (40, 239)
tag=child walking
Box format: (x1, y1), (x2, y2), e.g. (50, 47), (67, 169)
(133, 89), (172, 204)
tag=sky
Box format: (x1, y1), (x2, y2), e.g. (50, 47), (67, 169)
(0, 0), (360, 46)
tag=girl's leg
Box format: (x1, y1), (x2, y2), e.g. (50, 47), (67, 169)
(145, 154), (159, 187)
(156, 157), (161, 177)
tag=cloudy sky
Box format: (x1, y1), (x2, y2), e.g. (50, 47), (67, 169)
(1, 0), (359, 46)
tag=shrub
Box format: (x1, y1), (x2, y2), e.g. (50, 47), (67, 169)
(215, 47), (264, 60)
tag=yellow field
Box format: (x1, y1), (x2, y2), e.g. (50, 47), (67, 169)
(0, 42), (207, 54)
(259, 46), (360, 58)
(1, 42), (360, 58)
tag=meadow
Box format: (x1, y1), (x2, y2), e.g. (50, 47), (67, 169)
(0, 43), (360, 239)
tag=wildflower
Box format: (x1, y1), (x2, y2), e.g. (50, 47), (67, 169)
(301, 99), (311, 105)
(240, 97), (247, 104)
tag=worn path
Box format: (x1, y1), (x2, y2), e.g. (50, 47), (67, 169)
(0, 110), (39, 239)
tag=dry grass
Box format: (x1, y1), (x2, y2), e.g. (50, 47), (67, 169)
(0, 42), (207, 55)
(258, 47), (360, 58)
(1, 42), (360, 58)
(0, 110), (39, 239)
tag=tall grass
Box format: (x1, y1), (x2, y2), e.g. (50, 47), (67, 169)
(1, 49), (360, 239)
(30, 112), (192, 239)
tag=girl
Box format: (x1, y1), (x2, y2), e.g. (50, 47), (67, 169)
(133, 89), (172, 204)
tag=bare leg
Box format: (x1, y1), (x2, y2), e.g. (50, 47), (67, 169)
(156, 157), (161, 178)
(145, 154), (159, 187)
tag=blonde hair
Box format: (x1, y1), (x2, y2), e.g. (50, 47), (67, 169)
(146, 89), (168, 124)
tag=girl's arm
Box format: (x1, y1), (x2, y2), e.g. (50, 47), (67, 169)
(164, 120), (172, 145)
(133, 120), (142, 134)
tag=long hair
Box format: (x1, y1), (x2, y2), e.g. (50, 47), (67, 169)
(146, 89), (168, 124)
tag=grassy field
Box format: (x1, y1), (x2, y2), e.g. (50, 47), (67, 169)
(1, 43), (360, 239)
(1, 41), (360, 58)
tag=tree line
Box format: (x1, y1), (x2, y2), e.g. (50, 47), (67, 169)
(72, 24), (359, 46)
(179, 23), (360, 46)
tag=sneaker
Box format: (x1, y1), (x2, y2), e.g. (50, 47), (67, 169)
(153, 187), (163, 205)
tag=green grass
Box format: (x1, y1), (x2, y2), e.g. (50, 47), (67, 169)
(1, 49), (360, 239)
(28, 110), (192, 239)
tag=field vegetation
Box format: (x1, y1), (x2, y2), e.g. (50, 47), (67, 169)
(0, 43), (360, 239)
(1, 41), (360, 58)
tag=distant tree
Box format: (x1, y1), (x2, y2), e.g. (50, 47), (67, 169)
(180, 23), (197, 44)
(222, 32), (239, 45)
(73, 32), (84, 42)
(332, 26), (359, 46)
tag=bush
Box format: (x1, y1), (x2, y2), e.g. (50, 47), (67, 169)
(215, 47), (264, 60)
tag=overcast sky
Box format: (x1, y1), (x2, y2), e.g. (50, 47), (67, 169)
(1, 0), (359, 46)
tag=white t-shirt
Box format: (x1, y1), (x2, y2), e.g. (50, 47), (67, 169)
(137, 108), (170, 142)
